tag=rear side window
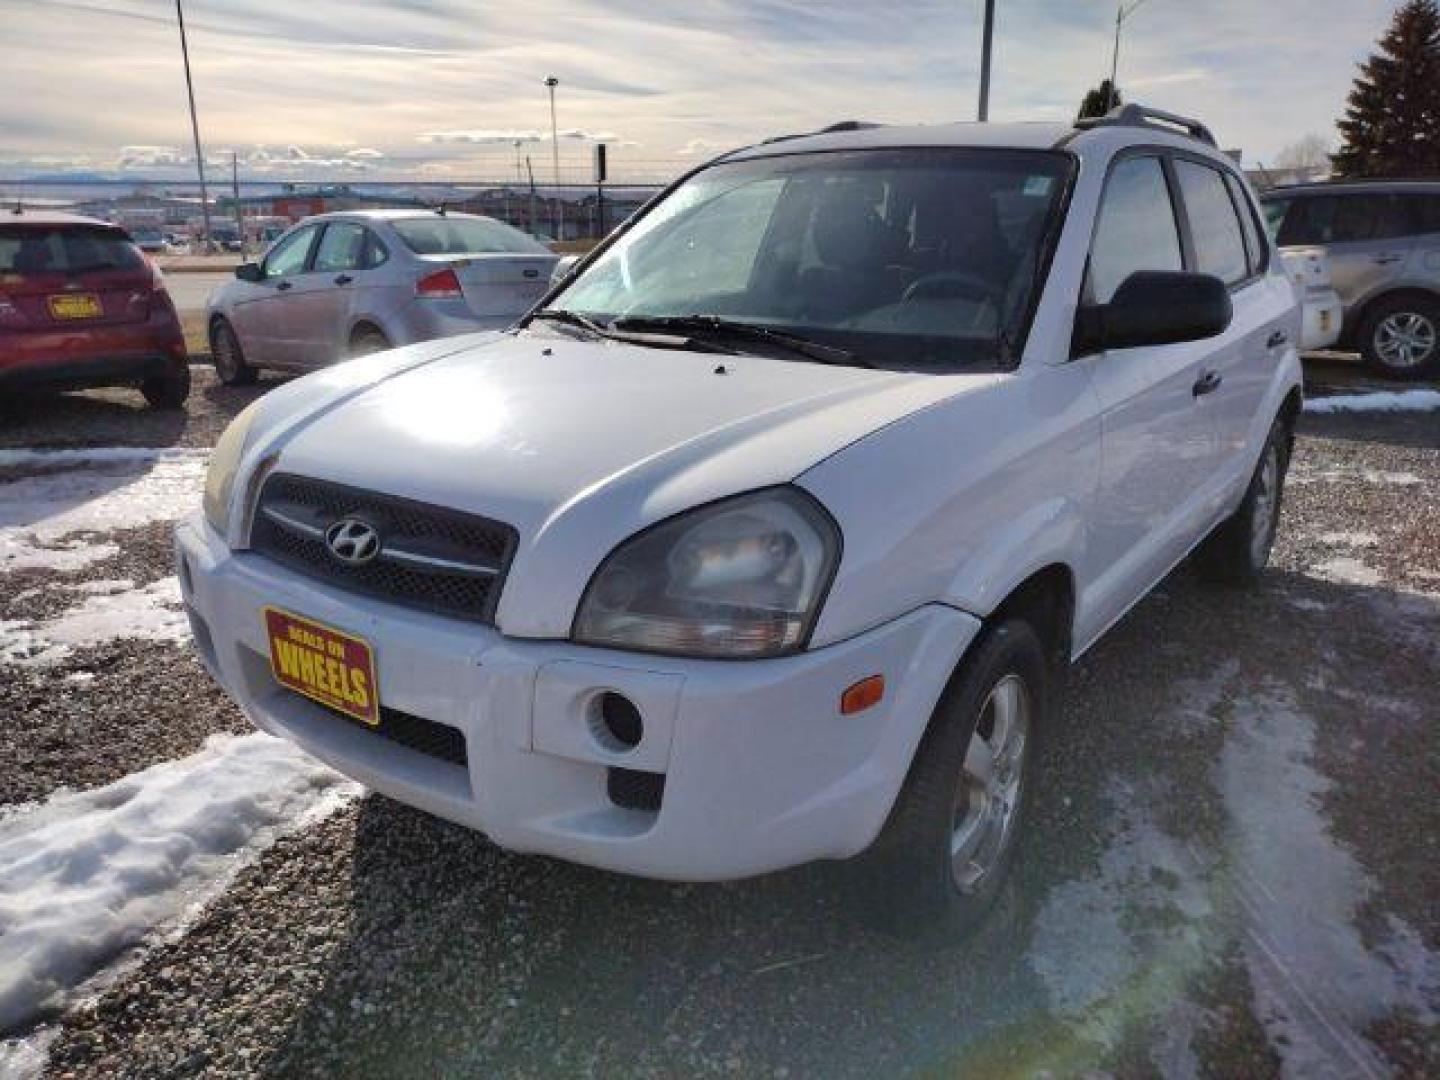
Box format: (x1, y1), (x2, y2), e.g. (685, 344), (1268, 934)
(1224, 172), (1267, 273)
(1174, 160), (1248, 285)
(0, 226), (143, 277)
(391, 216), (548, 256)
(1277, 194), (1405, 245)
(363, 230), (389, 268)
(1397, 194), (1440, 236)
(1088, 155), (1183, 304)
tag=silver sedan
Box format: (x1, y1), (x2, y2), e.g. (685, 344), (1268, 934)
(205, 209), (557, 383)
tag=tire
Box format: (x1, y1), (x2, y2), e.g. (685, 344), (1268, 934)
(851, 618), (1047, 938)
(1195, 418), (1288, 587)
(140, 363), (191, 410)
(1357, 293), (1440, 380)
(348, 326), (391, 358)
(211, 318), (256, 386)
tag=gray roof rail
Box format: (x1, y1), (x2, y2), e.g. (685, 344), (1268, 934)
(760, 119), (883, 146)
(1074, 103), (1217, 147)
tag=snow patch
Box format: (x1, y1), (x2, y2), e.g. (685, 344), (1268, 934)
(0, 733), (357, 1035)
(1288, 464), (1423, 487)
(1318, 531), (1379, 548)
(1304, 390), (1440, 414)
(0, 577), (186, 666)
(0, 448), (207, 573)
(1220, 689), (1439, 1078)
(1311, 556), (1382, 588)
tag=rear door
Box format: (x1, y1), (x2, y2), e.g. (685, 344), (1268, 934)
(1078, 152), (1222, 637)
(0, 225), (155, 347)
(1277, 193), (1415, 317)
(228, 223), (320, 366)
(1169, 158), (1285, 488)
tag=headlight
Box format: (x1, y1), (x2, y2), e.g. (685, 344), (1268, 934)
(573, 488), (840, 658)
(203, 401), (262, 537)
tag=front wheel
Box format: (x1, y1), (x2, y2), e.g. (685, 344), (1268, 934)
(211, 318), (256, 386)
(1195, 418), (1288, 586)
(851, 619), (1046, 937)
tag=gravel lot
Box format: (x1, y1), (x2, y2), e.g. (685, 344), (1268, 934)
(1, 363), (1436, 1078)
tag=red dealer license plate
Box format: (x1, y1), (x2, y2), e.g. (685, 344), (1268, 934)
(264, 607), (379, 726)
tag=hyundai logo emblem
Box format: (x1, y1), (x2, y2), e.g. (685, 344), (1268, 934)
(324, 517), (382, 566)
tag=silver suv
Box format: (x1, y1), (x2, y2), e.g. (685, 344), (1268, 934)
(1262, 181), (1440, 378)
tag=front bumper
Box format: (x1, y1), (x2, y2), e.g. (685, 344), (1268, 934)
(175, 514), (980, 881)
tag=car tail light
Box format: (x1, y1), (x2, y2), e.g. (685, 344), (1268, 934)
(415, 267), (462, 299)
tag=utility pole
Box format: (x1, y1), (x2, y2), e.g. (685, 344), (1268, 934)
(544, 75), (561, 240)
(231, 151), (244, 255)
(175, 0), (213, 251)
(1109, 0), (1154, 112)
(525, 155), (538, 239)
(978, 0), (996, 121)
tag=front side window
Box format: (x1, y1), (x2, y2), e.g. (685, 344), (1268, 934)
(1174, 160), (1249, 285)
(392, 216), (548, 256)
(312, 222), (366, 273)
(263, 224), (319, 278)
(0, 226), (143, 277)
(549, 148), (1075, 371)
(1088, 155), (1183, 304)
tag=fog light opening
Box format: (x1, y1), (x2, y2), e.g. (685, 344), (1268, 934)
(591, 691), (644, 752)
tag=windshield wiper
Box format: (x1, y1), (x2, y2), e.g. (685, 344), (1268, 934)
(528, 308), (733, 354)
(610, 315), (872, 368)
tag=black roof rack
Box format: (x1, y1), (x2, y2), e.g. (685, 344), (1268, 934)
(1074, 103), (1216, 147)
(759, 119), (883, 146)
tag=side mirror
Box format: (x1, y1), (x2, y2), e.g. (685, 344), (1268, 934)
(550, 254), (580, 286)
(1075, 271), (1232, 354)
(235, 262), (264, 283)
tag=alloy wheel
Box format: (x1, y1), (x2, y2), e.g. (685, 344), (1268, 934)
(1375, 311), (1437, 370)
(1249, 443), (1279, 567)
(950, 673), (1031, 894)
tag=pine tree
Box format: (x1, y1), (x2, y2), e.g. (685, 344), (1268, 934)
(1332, 0), (1440, 178)
(1078, 80), (1121, 121)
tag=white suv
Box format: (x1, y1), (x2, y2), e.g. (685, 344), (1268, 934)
(177, 105), (1302, 932)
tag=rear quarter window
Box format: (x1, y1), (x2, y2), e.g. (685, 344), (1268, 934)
(0, 226), (143, 277)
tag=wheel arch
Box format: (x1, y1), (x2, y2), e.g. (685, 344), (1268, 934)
(346, 317), (391, 346)
(985, 563), (1076, 671)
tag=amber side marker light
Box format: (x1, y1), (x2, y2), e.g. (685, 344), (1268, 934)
(840, 674), (885, 715)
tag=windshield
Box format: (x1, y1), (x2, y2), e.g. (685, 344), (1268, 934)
(393, 216), (549, 256)
(547, 148), (1073, 370)
(0, 226), (144, 277)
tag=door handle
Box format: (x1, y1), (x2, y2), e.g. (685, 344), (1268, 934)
(1372, 254), (1404, 265)
(275, 280), (293, 292)
(1192, 370), (1223, 397)
(334, 274), (353, 286)
(1266, 330), (1288, 349)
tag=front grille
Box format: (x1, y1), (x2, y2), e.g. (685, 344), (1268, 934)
(312, 696), (468, 768)
(249, 473), (517, 623)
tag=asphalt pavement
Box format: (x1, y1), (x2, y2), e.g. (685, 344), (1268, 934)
(0, 367), (1435, 1078)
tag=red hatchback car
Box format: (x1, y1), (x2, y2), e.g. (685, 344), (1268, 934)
(1, 209), (190, 408)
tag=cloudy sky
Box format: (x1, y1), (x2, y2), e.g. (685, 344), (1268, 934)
(0, 0), (1405, 182)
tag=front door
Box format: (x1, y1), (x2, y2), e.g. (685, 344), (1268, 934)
(228, 223), (321, 367)
(1076, 153), (1221, 645)
(286, 220), (369, 366)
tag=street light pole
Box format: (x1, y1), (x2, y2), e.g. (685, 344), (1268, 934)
(1108, 0), (1154, 112)
(544, 75), (561, 240)
(978, 0), (996, 122)
(175, 0), (213, 250)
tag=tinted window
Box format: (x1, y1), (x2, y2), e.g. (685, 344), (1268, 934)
(1398, 194), (1440, 236)
(1175, 160), (1248, 284)
(1089, 156), (1182, 304)
(0, 226), (143, 277)
(392, 216), (548, 255)
(313, 221), (366, 273)
(1277, 194), (1406, 245)
(264, 224), (319, 277)
(1224, 172), (1266, 273)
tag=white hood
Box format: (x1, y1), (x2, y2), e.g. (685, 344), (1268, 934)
(264, 332), (996, 636)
